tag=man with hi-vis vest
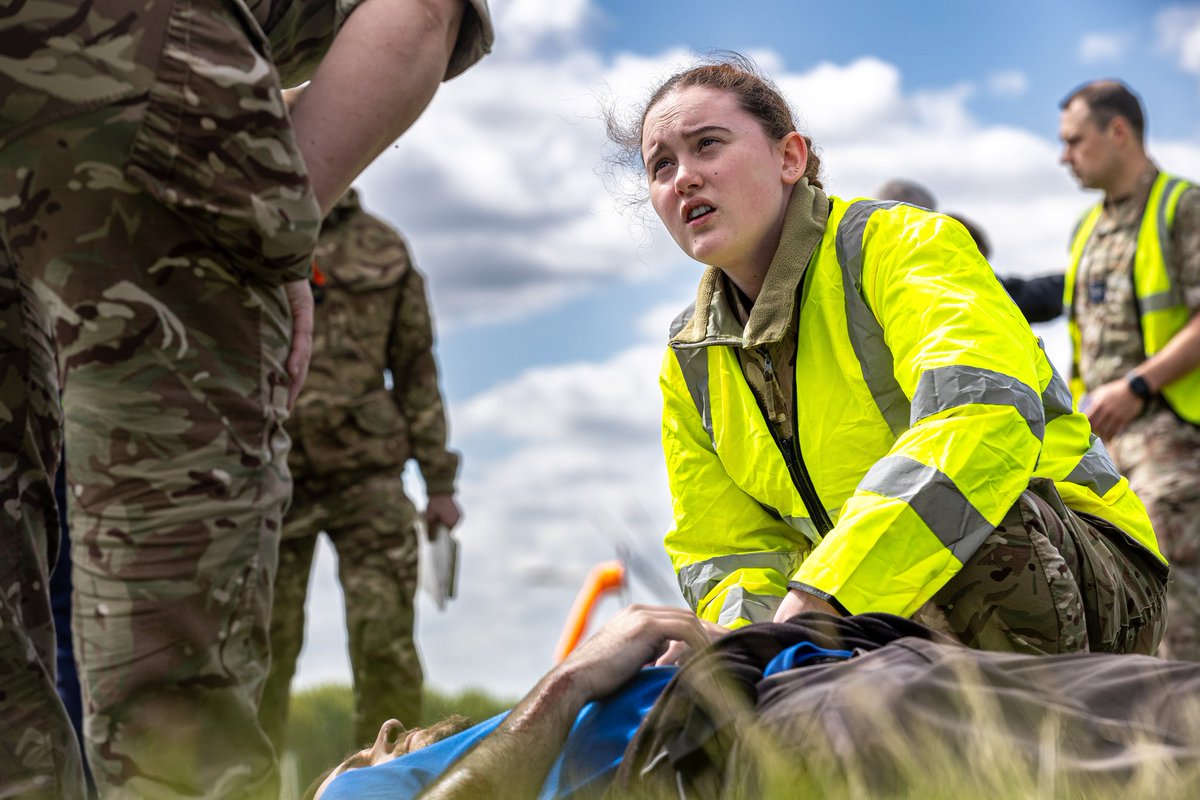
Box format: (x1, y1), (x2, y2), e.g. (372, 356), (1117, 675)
(1059, 79), (1200, 660)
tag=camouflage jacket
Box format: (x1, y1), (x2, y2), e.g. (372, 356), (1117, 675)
(288, 190), (459, 495)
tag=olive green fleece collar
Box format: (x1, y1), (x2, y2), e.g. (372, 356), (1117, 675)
(671, 179), (829, 348)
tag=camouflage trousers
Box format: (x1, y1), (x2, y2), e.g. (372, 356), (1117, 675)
(261, 472), (423, 750)
(1108, 408), (1200, 661)
(0, 245), (86, 797)
(919, 479), (1167, 656)
(0, 102), (296, 799)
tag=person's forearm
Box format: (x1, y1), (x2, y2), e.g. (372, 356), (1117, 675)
(291, 0), (466, 213)
(420, 666), (589, 799)
(1137, 312), (1200, 392)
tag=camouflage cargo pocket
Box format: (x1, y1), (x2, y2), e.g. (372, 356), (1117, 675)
(295, 391), (406, 476)
(1072, 510), (1168, 654)
(123, 0), (320, 288)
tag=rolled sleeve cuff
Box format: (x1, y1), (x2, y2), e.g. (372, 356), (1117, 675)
(786, 581), (851, 617)
(445, 0), (494, 80)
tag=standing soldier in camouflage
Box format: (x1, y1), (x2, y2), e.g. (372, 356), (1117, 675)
(0, 1), (492, 797)
(260, 187), (461, 752)
(1059, 80), (1200, 660)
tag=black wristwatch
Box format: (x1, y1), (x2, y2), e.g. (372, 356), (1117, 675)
(1125, 371), (1153, 402)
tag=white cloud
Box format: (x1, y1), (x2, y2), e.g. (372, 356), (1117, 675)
(1077, 32), (1131, 63)
(777, 57), (906, 139)
(490, 0), (594, 54)
(987, 70), (1029, 97)
(1156, 5), (1200, 75)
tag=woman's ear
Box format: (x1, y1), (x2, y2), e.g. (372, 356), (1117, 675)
(780, 131), (808, 186)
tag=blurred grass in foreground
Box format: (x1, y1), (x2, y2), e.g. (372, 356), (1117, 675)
(278, 670), (1200, 800)
(280, 683), (515, 799)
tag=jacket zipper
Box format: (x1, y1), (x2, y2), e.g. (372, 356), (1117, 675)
(758, 348), (833, 537)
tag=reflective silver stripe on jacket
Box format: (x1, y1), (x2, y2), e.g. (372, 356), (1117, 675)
(1142, 176), (1185, 311)
(717, 586), (782, 626)
(1064, 434), (1122, 497)
(1154, 176), (1184, 298)
(677, 551), (803, 610)
(781, 514), (822, 547)
(858, 455), (993, 562)
(911, 364), (1045, 440)
(1041, 352), (1075, 426)
(835, 200), (911, 437)
(669, 303), (714, 441)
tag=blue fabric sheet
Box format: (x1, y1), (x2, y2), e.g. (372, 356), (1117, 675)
(322, 666), (677, 800)
(762, 642), (854, 677)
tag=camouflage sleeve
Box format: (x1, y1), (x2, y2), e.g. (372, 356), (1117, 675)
(1175, 185), (1200, 313)
(389, 266), (459, 496)
(263, 0), (492, 87)
(445, 0), (495, 80)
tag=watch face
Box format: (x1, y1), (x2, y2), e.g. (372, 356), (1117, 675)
(1127, 374), (1151, 401)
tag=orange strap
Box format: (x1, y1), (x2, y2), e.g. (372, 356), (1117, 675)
(553, 560), (626, 662)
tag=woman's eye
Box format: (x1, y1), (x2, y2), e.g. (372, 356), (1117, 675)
(653, 158), (672, 174)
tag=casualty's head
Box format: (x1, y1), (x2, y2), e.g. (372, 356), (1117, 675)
(874, 179), (937, 211)
(608, 53), (822, 284)
(307, 715), (472, 799)
(1058, 79), (1146, 193)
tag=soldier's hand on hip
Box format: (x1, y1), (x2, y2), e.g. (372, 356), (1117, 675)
(284, 279), (315, 409)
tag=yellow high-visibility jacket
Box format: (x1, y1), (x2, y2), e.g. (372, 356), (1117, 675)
(1064, 171), (1200, 424)
(661, 193), (1165, 629)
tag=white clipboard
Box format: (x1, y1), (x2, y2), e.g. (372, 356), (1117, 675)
(418, 520), (458, 611)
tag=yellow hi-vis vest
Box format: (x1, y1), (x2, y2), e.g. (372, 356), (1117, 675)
(661, 197), (1165, 629)
(1064, 172), (1200, 424)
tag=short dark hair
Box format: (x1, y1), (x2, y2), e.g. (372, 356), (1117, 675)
(1060, 79), (1145, 143)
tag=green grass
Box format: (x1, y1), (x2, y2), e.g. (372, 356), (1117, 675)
(279, 683), (515, 799)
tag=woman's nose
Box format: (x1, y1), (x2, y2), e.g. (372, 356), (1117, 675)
(674, 159), (702, 194)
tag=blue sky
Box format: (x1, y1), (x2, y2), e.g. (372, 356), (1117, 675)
(292, 0), (1200, 701)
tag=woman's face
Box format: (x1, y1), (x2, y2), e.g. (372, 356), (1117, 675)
(641, 85), (802, 280)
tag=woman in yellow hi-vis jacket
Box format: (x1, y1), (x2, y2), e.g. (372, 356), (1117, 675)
(616, 54), (1168, 654)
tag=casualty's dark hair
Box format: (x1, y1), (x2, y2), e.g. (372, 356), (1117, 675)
(301, 716), (474, 800)
(606, 51), (823, 190)
(1060, 79), (1145, 144)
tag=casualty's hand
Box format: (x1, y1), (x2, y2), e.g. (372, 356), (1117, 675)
(425, 494), (462, 535)
(563, 605), (714, 701)
(772, 587), (839, 624)
(284, 279), (315, 410)
(653, 618), (727, 667)
(1082, 378), (1145, 441)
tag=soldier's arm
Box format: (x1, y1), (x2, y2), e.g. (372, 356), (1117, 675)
(290, 0), (467, 213)
(390, 267), (459, 499)
(998, 274), (1065, 324)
